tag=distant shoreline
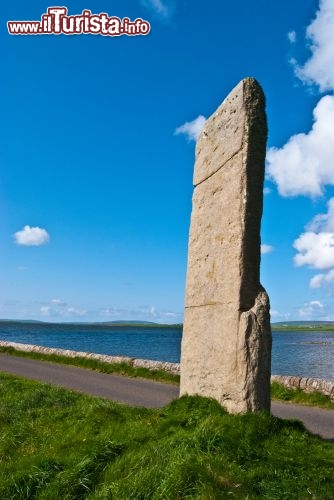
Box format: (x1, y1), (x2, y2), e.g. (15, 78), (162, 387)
(1, 319), (334, 332)
(0, 319), (182, 329)
(271, 325), (334, 332)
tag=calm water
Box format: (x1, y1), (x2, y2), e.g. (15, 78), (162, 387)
(1, 322), (334, 381)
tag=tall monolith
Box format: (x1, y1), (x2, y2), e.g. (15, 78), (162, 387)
(180, 78), (272, 413)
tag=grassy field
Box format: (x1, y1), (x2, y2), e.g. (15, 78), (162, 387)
(1, 373), (334, 499)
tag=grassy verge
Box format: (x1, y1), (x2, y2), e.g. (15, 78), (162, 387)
(271, 381), (334, 410)
(2, 346), (334, 409)
(0, 373), (334, 499)
(0, 346), (179, 384)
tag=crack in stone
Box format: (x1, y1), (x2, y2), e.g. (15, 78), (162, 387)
(185, 302), (233, 309)
(194, 145), (244, 187)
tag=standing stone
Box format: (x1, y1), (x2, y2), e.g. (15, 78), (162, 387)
(180, 78), (272, 414)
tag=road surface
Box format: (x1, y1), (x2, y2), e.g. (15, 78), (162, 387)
(1, 354), (333, 440)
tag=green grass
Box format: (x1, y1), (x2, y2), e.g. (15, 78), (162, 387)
(0, 373), (334, 499)
(0, 346), (180, 384)
(271, 381), (334, 410)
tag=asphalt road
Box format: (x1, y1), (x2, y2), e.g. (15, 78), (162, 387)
(1, 354), (333, 440)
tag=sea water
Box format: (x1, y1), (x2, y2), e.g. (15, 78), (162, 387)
(0, 322), (334, 381)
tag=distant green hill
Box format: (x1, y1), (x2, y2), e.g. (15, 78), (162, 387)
(0, 319), (45, 324)
(0, 319), (182, 328)
(272, 321), (334, 331)
(2, 319), (334, 331)
(3, 319), (333, 332)
(98, 321), (182, 328)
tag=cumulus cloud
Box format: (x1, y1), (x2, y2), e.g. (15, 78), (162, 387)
(287, 30), (297, 43)
(261, 244), (274, 255)
(51, 299), (67, 307)
(66, 307), (87, 316)
(267, 0), (334, 198)
(293, 198), (334, 286)
(100, 305), (182, 323)
(140, 0), (175, 18)
(298, 300), (324, 319)
(270, 310), (291, 321)
(40, 306), (51, 316)
(149, 306), (157, 317)
(295, 0), (334, 91)
(263, 187), (272, 195)
(161, 311), (178, 318)
(294, 231), (334, 269)
(40, 299), (86, 318)
(267, 95), (334, 197)
(307, 197), (334, 232)
(310, 269), (334, 288)
(174, 115), (206, 142)
(14, 225), (50, 246)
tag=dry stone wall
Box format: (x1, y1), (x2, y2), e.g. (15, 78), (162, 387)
(271, 374), (334, 401)
(0, 340), (180, 375)
(1, 340), (333, 400)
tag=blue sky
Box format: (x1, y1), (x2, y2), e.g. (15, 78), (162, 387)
(1, 0), (334, 323)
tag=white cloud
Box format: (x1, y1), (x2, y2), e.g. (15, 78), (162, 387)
(294, 232), (334, 269)
(287, 30), (297, 43)
(266, 95), (334, 197)
(66, 307), (86, 317)
(51, 299), (67, 307)
(293, 198), (334, 280)
(99, 305), (182, 323)
(263, 187), (272, 195)
(261, 244), (274, 254)
(270, 310), (291, 321)
(40, 300), (86, 318)
(294, 198), (334, 286)
(306, 197), (334, 232)
(310, 269), (334, 288)
(149, 306), (157, 317)
(298, 300), (324, 319)
(267, 1), (334, 198)
(295, 0), (334, 91)
(161, 311), (178, 318)
(174, 115), (206, 142)
(14, 225), (50, 246)
(40, 306), (50, 316)
(140, 0), (175, 18)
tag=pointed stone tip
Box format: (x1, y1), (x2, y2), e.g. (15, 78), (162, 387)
(194, 77), (266, 186)
(243, 77), (266, 101)
(242, 77), (263, 90)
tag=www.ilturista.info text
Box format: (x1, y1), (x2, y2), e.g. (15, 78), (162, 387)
(7, 7), (151, 36)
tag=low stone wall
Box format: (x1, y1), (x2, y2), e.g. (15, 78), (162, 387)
(1, 340), (334, 399)
(271, 374), (334, 401)
(0, 341), (180, 376)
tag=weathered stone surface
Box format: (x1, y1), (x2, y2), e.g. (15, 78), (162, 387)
(180, 78), (272, 413)
(193, 89), (245, 185)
